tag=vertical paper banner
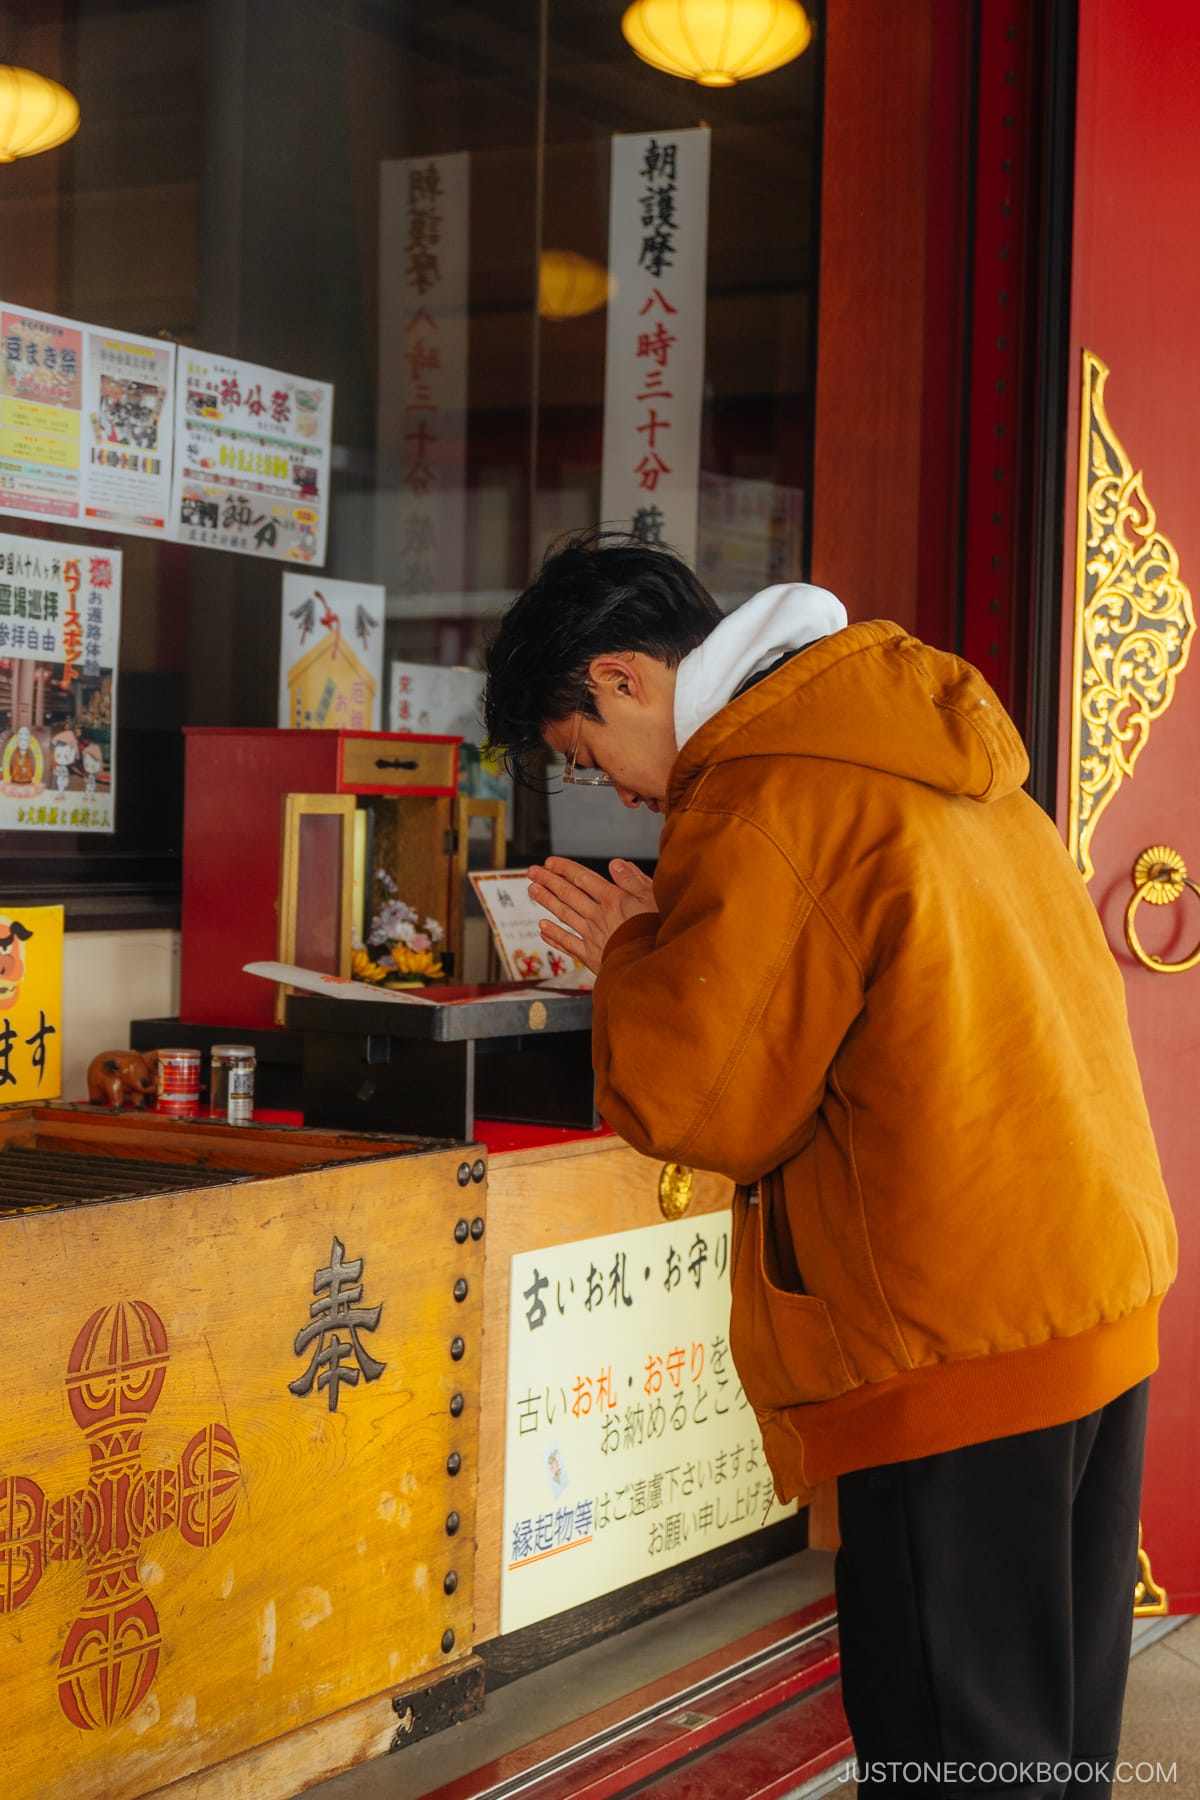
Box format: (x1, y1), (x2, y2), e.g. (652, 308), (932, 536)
(278, 574), (385, 729)
(0, 532), (120, 834)
(0, 903), (62, 1102)
(172, 352), (333, 564)
(376, 153), (470, 603)
(600, 129), (710, 566)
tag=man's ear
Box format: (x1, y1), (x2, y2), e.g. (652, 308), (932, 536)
(586, 652), (646, 703)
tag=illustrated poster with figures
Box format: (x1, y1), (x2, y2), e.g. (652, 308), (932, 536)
(172, 351), (333, 564)
(500, 1214), (796, 1634)
(0, 903), (62, 1103)
(0, 532), (120, 833)
(1, 301), (176, 538)
(278, 574), (385, 730)
(468, 869), (590, 984)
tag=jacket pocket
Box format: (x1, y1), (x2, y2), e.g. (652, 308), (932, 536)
(729, 1182), (858, 1413)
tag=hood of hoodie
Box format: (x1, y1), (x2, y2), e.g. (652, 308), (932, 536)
(674, 582), (848, 749)
(669, 617), (1030, 811)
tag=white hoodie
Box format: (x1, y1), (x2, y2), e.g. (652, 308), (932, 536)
(673, 582), (848, 750)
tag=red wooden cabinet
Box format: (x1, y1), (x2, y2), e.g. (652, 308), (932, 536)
(180, 728), (460, 1029)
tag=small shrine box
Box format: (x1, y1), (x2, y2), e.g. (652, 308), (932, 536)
(288, 985), (599, 1139)
(180, 727), (461, 1029)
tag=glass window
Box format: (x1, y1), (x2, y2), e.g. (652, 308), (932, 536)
(0, 0), (823, 908)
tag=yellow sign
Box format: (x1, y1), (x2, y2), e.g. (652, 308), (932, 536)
(0, 904), (62, 1102)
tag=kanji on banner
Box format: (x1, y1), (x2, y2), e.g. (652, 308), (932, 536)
(0, 532), (120, 834)
(376, 154), (469, 603)
(600, 129), (710, 566)
(171, 352), (333, 564)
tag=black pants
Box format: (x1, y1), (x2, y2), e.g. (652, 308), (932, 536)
(835, 1379), (1150, 1800)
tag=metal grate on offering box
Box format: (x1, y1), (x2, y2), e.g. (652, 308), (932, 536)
(0, 1144), (245, 1210)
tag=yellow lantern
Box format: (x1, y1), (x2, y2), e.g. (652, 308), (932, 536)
(620, 0), (812, 87)
(538, 249), (611, 322)
(0, 64), (80, 163)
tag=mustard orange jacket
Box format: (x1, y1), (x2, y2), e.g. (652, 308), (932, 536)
(594, 622), (1177, 1501)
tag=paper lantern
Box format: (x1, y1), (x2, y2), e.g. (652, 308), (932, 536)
(0, 64), (80, 163)
(539, 249), (611, 322)
(620, 0), (812, 87)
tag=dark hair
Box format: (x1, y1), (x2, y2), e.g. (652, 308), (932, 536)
(482, 529), (722, 784)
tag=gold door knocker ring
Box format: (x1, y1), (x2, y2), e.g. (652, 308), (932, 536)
(1124, 845), (1200, 974)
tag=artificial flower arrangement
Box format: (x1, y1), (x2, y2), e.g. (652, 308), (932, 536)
(352, 869), (446, 986)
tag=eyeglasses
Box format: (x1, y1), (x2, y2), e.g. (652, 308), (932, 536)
(562, 706), (615, 787)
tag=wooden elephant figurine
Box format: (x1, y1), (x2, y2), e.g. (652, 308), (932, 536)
(87, 1049), (158, 1109)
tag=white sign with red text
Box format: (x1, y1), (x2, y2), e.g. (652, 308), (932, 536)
(599, 129), (710, 566)
(500, 1212), (795, 1633)
(171, 351), (333, 564)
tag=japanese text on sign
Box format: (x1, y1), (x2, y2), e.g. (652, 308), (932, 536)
(170, 351), (333, 564)
(500, 1211), (795, 1633)
(0, 905), (62, 1102)
(1, 301), (176, 538)
(0, 532), (120, 835)
(377, 154), (469, 605)
(600, 129), (710, 567)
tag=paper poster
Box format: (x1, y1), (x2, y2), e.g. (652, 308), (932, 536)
(697, 473), (805, 609)
(278, 574), (384, 730)
(500, 1213), (795, 1633)
(600, 129), (710, 565)
(80, 325), (175, 535)
(0, 306), (82, 522)
(0, 903), (63, 1102)
(469, 869), (589, 984)
(390, 660), (510, 803)
(389, 660), (480, 738)
(0, 302), (175, 536)
(376, 154), (469, 602)
(172, 351), (333, 564)
(0, 532), (120, 833)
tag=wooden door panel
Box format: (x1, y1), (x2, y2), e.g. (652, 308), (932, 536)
(1060, 0), (1200, 1608)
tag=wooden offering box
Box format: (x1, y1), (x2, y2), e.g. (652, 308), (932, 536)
(0, 1106), (486, 1800)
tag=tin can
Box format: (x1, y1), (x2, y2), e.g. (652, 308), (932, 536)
(211, 1044), (256, 1125)
(154, 1047), (201, 1114)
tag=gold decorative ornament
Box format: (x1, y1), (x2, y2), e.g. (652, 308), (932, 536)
(539, 250), (611, 322)
(1124, 844), (1200, 975)
(0, 65), (80, 162)
(527, 1000), (548, 1031)
(1068, 352), (1196, 883)
(658, 1162), (694, 1219)
(1134, 1522), (1168, 1616)
(620, 0), (812, 88)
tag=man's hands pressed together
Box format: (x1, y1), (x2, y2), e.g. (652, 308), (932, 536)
(528, 857), (658, 973)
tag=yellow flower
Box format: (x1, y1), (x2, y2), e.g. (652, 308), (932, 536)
(389, 945), (445, 981)
(351, 947), (390, 984)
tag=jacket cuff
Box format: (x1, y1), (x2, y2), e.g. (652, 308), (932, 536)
(602, 911), (660, 964)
